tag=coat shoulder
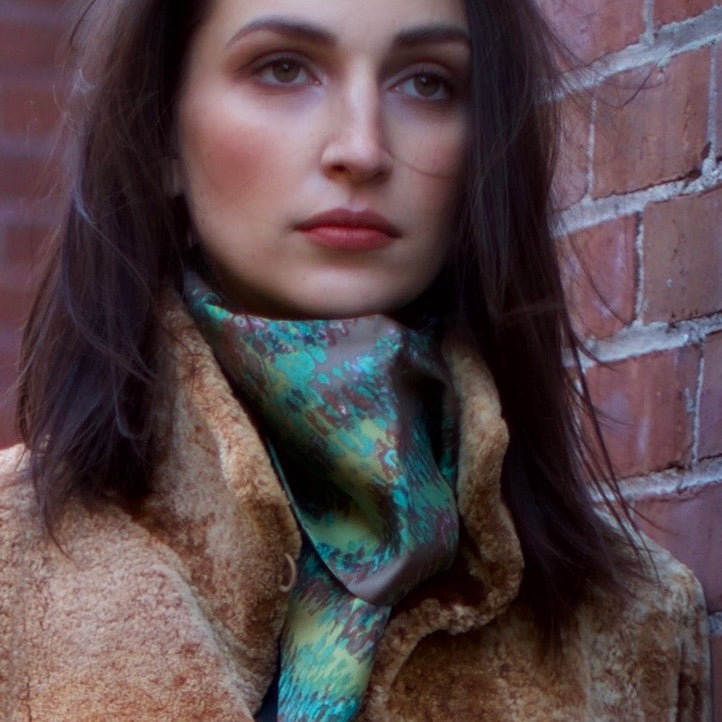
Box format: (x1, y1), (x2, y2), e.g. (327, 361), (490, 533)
(373, 530), (712, 722)
(616, 529), (708, 631)
(575, 531), (712, 722)
(0, 447), (255, 722)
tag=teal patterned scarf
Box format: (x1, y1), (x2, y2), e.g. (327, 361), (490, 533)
(184, 271), (459, 722)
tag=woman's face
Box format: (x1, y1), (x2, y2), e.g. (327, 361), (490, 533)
(177, 0), (470, 318)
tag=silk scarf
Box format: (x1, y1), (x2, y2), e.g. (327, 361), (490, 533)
(184, 270), (459, 722)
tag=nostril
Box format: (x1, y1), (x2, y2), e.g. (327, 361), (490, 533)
(320, 137), (392, 184)
(320, 102), (391, 182)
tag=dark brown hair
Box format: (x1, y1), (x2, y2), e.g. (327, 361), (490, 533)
(17, 0), (639, 644)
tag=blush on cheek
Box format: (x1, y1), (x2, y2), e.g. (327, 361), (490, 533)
(389, 106), (468, 178)
(430, 125), (468, 179)
(189, 123), (269, 203)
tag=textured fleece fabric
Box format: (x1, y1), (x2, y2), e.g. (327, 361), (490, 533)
(0, 295), (711, 721)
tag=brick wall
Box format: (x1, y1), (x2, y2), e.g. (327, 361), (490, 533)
(0, 0), (72, 447)
(541, 1), (722, 717)
(0, 0), (721, 716)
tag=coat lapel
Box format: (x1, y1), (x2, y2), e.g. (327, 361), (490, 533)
(144, 295), (520, 715)
(138, 295), (302, 712)
(362, 339), (522, 718)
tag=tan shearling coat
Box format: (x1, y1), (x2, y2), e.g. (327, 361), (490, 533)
(0, 297), (711, 721)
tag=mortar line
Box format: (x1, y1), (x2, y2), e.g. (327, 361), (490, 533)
(633, 213), (645, 323)
(575, 313), (722, 368)
(643, 0), (655, 44)
(709, 40), (719, 161)
(556, 165), (722, 236)
(691, 347), (705, 466)
(586, 94), (597, 200)
(587, 461), (722, 502)
(615, 457), (722, 499)
(557, 6), (722, 95)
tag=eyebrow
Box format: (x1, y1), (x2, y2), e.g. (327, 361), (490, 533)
(394, 24), (470, 48)
(226, 17), (335, 48)
(225, 16), (470, 50)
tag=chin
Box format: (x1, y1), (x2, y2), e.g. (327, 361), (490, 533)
(306, 296), (411, 320)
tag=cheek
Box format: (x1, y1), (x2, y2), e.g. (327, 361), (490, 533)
(391, 102), (468, 171)
(431, 125), (468, 181)
(179, 100), (279, 214)
(393, 116), (468, 215)
(416, 143), (467, 227)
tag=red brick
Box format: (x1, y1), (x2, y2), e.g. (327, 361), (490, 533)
(712, 633), (722, 722)
(0, 81), (64, 138)
(2, 223), (53, 267)
(6, 0), (71, 7)
(0, 380), (18, 450)
(633, 482), (722, 613)
(0, 334), (20, 451)
(0, 269), (34, 329)
(655, 0), (713, 26)
(0, 19), (65, 71)
(592, 50), (710, 198)
(0, 151), (60, 201)
(585, 347), (699, 477)
(699, 332), (722, 459)
(553, 93), (591, 210)
(643, 185), (722, 322)
(559, 215), (637, 339)
(539, 0), (645, 64)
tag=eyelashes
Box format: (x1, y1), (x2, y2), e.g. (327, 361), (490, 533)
(252, 55), (317, 87)
(393, 72), (455, 102)
(248, 53), (462, 104)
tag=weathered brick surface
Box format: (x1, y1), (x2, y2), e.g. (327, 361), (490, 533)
(634, 482), (722, 612)
(592, 50), (710, 198)
(643, 185), (722, 322)
(0, 151), (56, 202)
(559, 215), (637, 339)
(699, 332), (722, 459)
(539, 0), (645, 64)
(654, 0), (714, 26)
(0, 81), (64, 137)
(554, 93), (591, 210)
(0, 18), (65, 70)
(585, 348), (700, 477)
(0, 331), (20, 449)
(1, 2), (70, 453)
(0, 268), (34, 329)
(2, 223), (52, 266)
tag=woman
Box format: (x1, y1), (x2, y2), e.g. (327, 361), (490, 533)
(0, 0), (711, 719)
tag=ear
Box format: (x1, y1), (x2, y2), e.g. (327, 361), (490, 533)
(161, 158), (184, 197)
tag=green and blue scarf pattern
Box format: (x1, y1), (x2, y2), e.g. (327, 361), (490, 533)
(185, 271), (459, 722)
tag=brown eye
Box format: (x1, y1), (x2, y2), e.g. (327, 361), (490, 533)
(254, 56), (312, 87)
(413, 74), (442, 98)
(395, 71), (453, 102)
(271, 59), (301, 84)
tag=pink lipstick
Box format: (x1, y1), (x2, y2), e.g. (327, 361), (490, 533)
(296, 208), (401, 251)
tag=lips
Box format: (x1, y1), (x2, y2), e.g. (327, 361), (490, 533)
(296, 208), (401, 251)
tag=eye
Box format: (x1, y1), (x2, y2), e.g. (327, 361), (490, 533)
(254, 56), (313, 87)
(395, 71), (453, 101)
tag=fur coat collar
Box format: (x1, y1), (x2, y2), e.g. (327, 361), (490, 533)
(0, 295), (711, 720)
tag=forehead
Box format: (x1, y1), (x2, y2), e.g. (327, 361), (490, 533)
(196, 0), (469, 46)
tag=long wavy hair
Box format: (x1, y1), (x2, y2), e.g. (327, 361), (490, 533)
(16, 0), (639, 645)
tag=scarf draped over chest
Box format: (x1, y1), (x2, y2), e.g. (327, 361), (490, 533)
(185, 270), (460, 721)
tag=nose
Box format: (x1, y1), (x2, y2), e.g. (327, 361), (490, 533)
(320, 72), (392, 184)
